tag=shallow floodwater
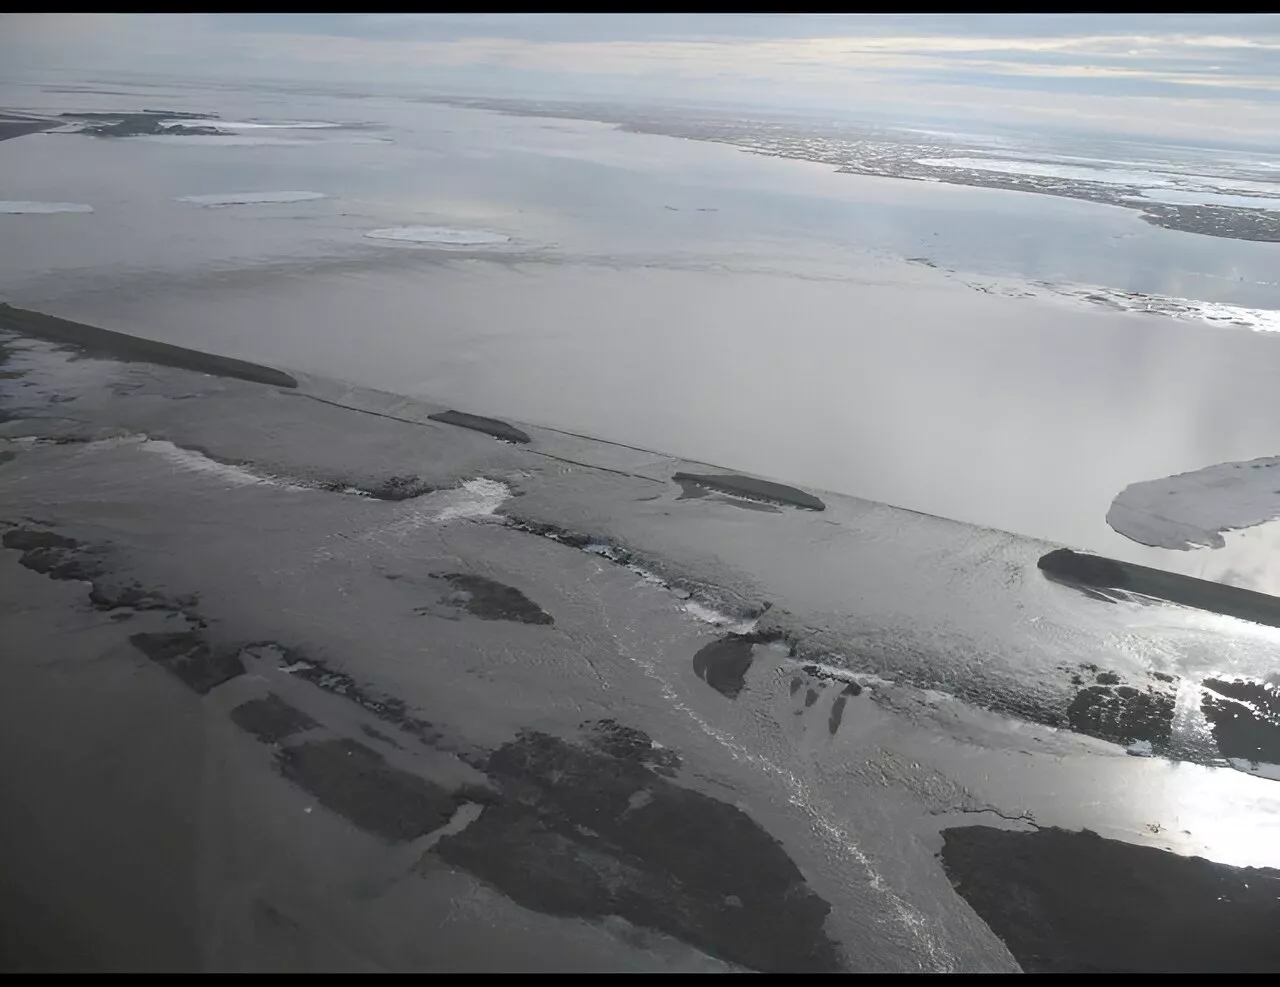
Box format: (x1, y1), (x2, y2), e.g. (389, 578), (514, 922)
(3, 78), (1280, 589)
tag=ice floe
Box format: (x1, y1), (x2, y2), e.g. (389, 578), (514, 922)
(1108, 457), (1280, 550)
(0, 200), (93, 214)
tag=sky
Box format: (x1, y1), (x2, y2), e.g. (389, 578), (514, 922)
(3, 14), (1279, 141)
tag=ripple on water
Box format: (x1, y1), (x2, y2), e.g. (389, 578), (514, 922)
(364, 226), (512, 246)
(176, 191), (328, 206)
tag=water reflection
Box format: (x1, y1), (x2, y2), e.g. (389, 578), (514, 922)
(3, 84), (1280, 590)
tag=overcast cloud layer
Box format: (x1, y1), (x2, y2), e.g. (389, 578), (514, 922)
(3, 14), (1279, 141)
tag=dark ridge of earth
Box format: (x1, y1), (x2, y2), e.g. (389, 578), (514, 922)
(433, 728), (844, 973)
(1065, 674), (1176, 749)
(230, 693), (319, 745)
(0, 119), (57, 142)
(279, 738), (460, 843)
(0, 304), (298, 389)
(1202, 677), (1280, 766)
(128, 631), (246, 696)
(672, 472), (826, 511)
(435, 572), (555, 625)
(1038, 547), (1280, 631)
(427, 410), (531, 444)
(941, 825), (1280, 973)
(691, 633), (764, 699)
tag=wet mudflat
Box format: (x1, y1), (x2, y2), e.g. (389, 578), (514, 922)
(3, 317), (1280, 972)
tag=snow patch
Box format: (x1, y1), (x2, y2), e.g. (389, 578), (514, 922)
(1108, 457), (1280, 550)
(177, 191), (327, 206)
(0, 200), (93, 214)
(365, 226), (511, 246)
(681, 600), (759, 635)
(358, 478), (511, 544)
(139, 439), (310, 491)
(429, 477), (511, 521)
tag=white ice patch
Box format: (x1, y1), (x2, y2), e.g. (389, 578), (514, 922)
(137, 439), (309, 491)
(1108, 457), (1280, 551)
(1127, 739), (1154, 757)
(681, 600), (759, 636)
(0, 200), (93, 214)
(177, 191), (327, 206)
(365, 226), (511, 246)
(357, 478), (511, 546)
(429, 477), (511, 521)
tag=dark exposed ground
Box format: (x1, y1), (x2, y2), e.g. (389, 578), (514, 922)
(278, 738), (459, 843)
(0, 117), (56, 142)
(941, 826), (1280, 972)
(428, 410), (531, 444)
(129, 631), (247, 696)
(1066, 678), (1176, 748)
(0, 304), (297, 388)
(691, 633), (759, 699)
(1039, 547), (1280, 630)
(434, 573), (554, 625)
(1202, 677), (1280, 766)
(672, 471), (825, 511)
(230, 693), (319, 745)
(434, 728), (844, 973)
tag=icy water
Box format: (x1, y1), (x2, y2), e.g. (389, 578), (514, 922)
(3, 77), (1280, 590)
